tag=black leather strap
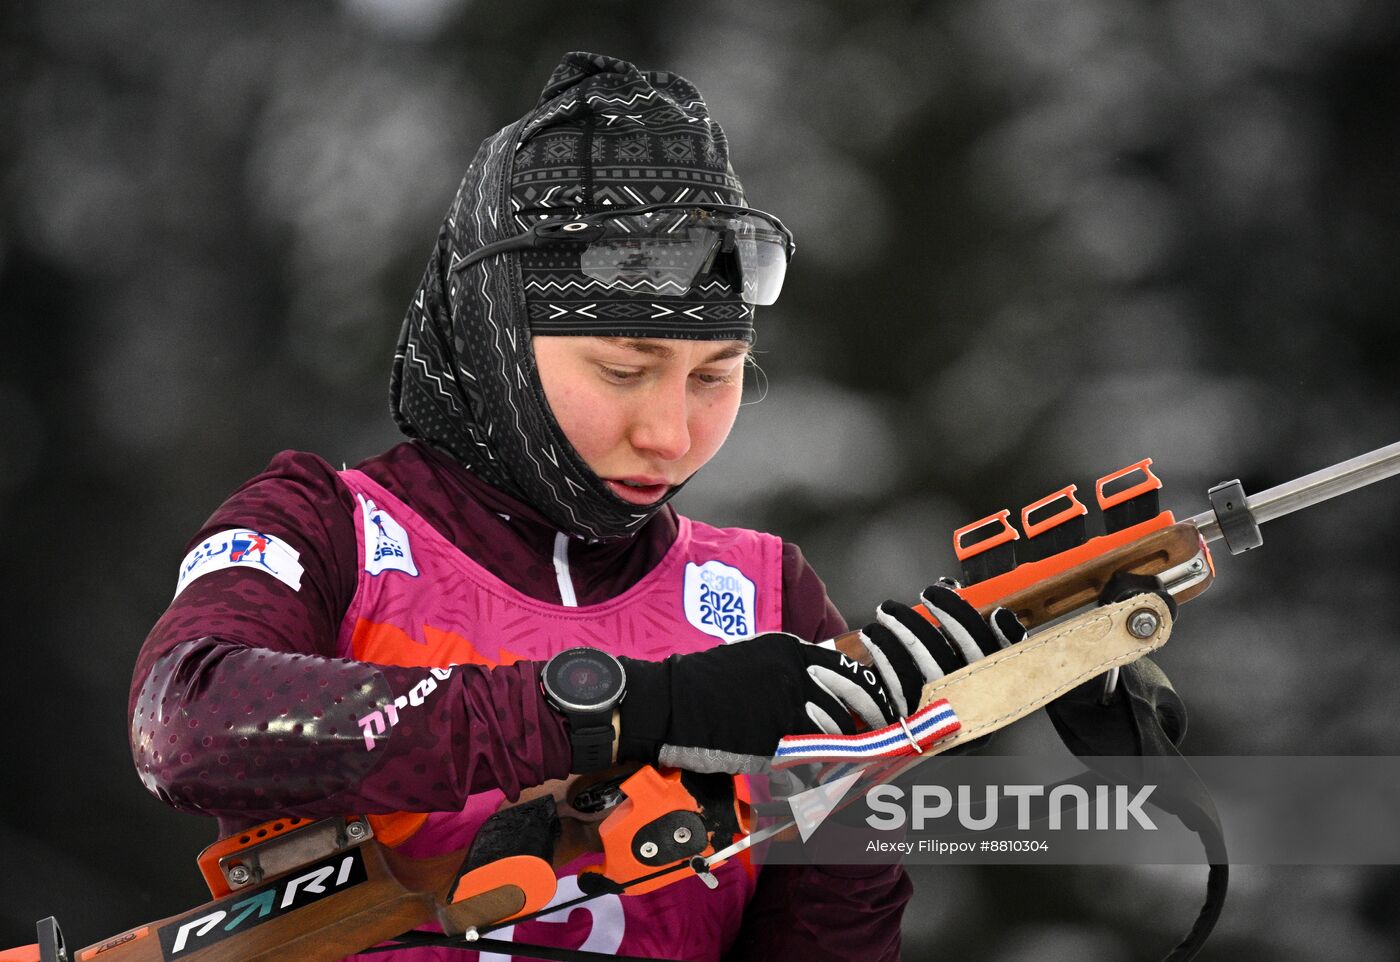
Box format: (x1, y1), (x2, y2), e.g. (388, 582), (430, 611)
(1046, 657), (1227, 962)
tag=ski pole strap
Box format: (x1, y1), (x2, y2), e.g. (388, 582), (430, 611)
(773, 698), (961, 765)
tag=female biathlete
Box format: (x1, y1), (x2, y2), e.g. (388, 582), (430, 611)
(129, 52), (1023, 961)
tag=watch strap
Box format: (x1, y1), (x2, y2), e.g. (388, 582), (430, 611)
(568, 714), (615, 773)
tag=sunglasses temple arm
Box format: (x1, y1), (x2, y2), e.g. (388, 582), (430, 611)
(451, 233), (542, 274)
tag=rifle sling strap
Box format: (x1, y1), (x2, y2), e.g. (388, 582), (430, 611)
(910, 592), (1225, 961)
(1046, 652), (1228, 962)
(368, 929), (671, 961)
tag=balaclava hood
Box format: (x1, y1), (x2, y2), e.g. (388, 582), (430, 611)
(391, 52), (756, 540)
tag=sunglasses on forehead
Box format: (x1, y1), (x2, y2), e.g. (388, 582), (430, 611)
(448, 203), (796, 306)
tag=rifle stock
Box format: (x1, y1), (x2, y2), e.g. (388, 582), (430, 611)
(833, 520), (1213, 662)
(0, 823), (539, 962)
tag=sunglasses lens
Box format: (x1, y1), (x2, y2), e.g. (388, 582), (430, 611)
(579, 227), (718, 295)
(733, 219), (788, 306)
(576, 209), (789, 305)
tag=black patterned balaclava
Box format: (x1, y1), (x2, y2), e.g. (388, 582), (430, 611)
(390, 52), (760, 540)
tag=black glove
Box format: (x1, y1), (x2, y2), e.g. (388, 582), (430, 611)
(858, 582), (1027, 719)
(617, 632), (895, 774)
(617, 583), (1026, 774)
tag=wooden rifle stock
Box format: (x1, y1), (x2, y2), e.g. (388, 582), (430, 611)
(0, 824), (535, 962)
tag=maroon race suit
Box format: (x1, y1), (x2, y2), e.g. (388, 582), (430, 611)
(130, 440), (911, 960)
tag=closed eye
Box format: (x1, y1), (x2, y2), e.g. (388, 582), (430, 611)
(599, 365), (644, 384)
(694, 371), (738, 386)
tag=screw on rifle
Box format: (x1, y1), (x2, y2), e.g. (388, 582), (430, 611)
(346, 820), (367, 841)
(1128, 609), (1160, 639)
(673, 827), (692, 845)
(463, 928), (480, 943)
(639, 841), (659, 859)
(227, 863), (252, 886)
(690, 856), (719, 890)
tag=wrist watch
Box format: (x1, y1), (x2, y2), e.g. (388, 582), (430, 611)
(541, 646), (627, 773)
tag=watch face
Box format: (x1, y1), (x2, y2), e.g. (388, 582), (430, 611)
(544, 647), (625, 711)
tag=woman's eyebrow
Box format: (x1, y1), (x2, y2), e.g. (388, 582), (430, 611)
(704, 344), (749, 362)
(600, 337), (675, 360)
(598, 338), (749, 363)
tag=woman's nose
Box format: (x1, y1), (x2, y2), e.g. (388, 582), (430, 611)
(628, 381), (691, 461)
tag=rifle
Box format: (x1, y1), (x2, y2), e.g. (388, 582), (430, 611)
(5, 441), (1397, 962)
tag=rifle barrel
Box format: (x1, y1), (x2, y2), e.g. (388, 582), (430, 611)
(1187, 440), (1400, 544)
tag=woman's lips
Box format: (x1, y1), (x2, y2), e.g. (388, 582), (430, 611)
(605, 479), (671, 505)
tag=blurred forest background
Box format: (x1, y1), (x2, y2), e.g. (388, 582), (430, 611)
(3, 1), (1400, 959)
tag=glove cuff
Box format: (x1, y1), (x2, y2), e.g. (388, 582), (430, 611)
(616, 656), (672, 764)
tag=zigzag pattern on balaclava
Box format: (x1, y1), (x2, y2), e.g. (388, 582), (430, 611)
(390, 52), (758, 541)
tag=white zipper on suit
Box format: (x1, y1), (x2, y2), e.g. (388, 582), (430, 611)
(552, 531), (579, 607)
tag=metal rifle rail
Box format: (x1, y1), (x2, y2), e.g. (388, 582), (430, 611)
(1187, 440), (1400, 547)
(709, 440), (1400, 883)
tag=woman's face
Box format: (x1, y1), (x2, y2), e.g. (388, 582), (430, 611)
(533, 335), (748, 506)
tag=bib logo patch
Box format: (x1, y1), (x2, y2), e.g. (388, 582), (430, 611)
(175, 529), (303, 597)
(684, 560), (756, 642)
(360, 495), (418, 577)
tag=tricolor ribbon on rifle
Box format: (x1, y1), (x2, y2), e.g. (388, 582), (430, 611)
(773, 698), (960, 767)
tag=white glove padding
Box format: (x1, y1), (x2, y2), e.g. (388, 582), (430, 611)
(802, 636), (900, 736)
(856, 581), (1027, 719)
